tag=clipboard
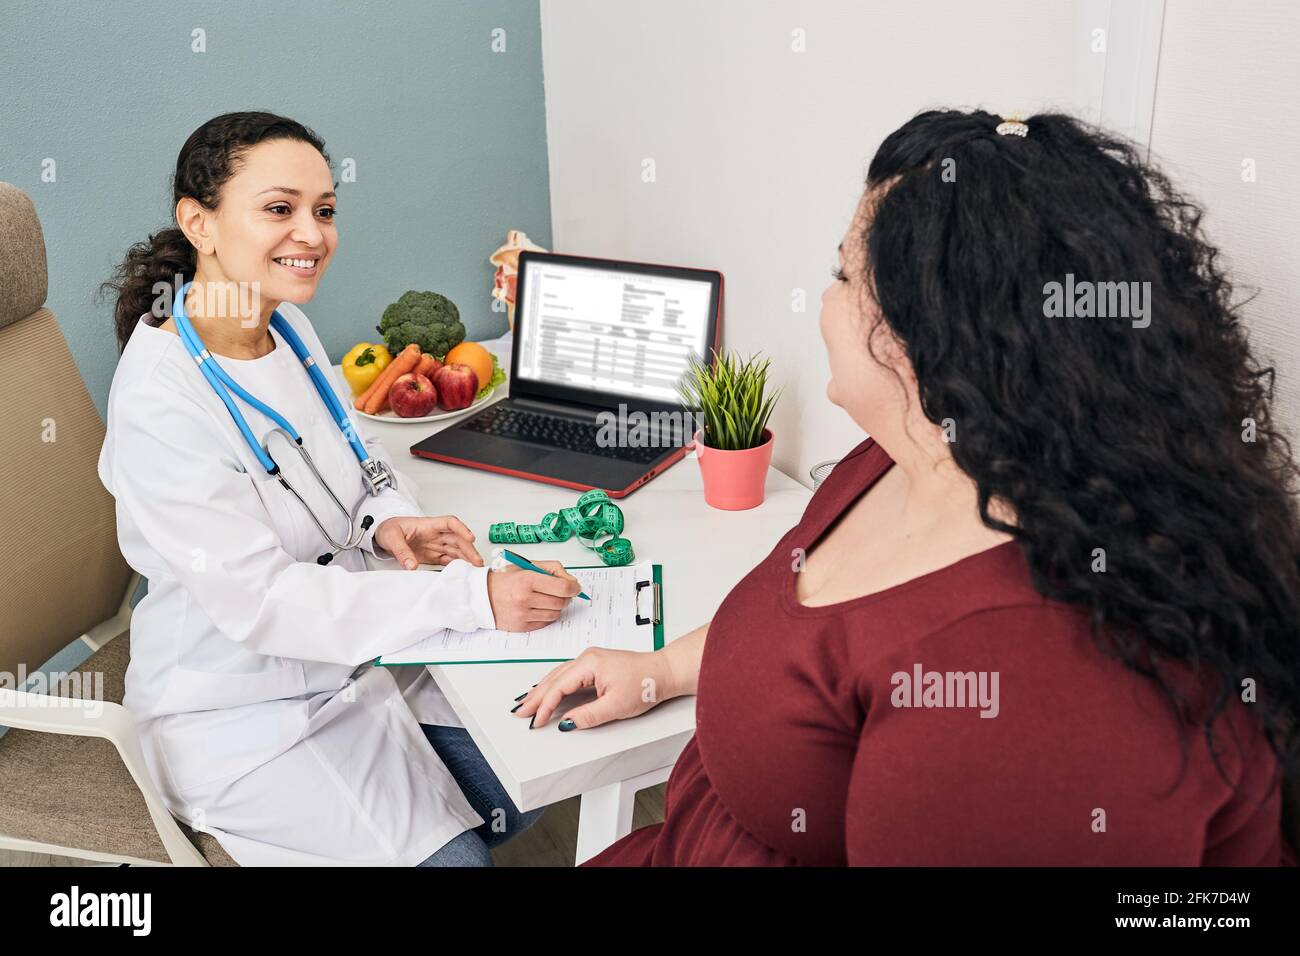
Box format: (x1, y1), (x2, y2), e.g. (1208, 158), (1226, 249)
(375, 562), (664, 666)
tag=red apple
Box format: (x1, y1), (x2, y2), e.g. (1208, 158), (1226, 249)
(434, 363), (478, 411)
(388, 372), (438, 418)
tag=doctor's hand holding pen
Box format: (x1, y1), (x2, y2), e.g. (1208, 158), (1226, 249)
(486, 558), (584, 632)
(512, 620), (710, 731)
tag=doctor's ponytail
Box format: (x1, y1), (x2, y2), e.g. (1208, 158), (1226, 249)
(105, 227), (195, 350)
(102, 111), (329, 351)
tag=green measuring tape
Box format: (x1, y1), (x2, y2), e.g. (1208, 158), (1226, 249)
(488, 489), (636, 567)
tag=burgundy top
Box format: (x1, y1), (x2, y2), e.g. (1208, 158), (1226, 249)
(586, 437), (1295, 866)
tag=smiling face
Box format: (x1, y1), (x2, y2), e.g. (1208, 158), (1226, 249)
(818, 184), (917, 435)
(177, 137), (338, 314)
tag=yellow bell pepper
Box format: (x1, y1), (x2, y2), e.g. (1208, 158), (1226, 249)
(342, 342), (393, 396)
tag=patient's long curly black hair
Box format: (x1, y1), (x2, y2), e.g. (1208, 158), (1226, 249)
(862, 109), (1300, 776)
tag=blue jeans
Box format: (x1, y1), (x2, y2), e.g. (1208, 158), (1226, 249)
(416, 724), (546, 867)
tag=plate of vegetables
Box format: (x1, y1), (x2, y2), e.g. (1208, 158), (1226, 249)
(343, 289), (507, 423)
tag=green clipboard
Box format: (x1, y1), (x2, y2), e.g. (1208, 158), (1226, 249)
(375, 563), (664, 666)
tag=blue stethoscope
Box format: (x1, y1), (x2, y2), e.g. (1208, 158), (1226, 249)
(171, 281), (397, 565)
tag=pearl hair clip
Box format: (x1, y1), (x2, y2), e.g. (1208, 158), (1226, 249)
(996, 113), (1029, 137)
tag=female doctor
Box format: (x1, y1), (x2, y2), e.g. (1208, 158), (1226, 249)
(98, 111), (581, 866)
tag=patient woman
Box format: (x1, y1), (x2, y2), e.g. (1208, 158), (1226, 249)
(515, 109), (1300, 865)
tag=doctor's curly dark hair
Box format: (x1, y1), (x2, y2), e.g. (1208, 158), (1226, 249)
(860, 109), (1300, 776)
(102, 111), (329, 350)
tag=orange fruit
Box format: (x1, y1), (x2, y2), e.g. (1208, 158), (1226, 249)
(444, 342), (493, 391)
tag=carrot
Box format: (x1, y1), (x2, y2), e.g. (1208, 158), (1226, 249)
(357, 343), (420, 413)
(362, 343), (421, 414)
(415, 353), (437, 379)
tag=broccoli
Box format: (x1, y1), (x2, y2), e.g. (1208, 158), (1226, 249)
(376, 290), (466, 357)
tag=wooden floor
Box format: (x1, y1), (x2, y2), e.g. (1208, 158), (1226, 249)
(0, 784), (666, 868)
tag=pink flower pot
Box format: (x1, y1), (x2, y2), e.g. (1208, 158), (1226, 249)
(690, 428), (774, 510)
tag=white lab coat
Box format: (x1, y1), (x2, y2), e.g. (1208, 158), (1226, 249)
(97, 303), (493, 866)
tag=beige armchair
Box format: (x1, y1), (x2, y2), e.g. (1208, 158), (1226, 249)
(0, 180), (232, 866)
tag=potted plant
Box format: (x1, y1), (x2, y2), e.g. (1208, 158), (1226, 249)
(677, 350), (782, 510)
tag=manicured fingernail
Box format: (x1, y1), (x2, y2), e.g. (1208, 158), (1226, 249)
(514, 692), (527, 701)
(558, 719), (576, 732)
(528, 715), (536, 729)
(510, 703), (523, 713)
(405, 560), (416, 570)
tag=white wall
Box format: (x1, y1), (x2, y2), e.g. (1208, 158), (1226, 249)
(1146, 0), (1300, 442)
(540, 0), (1085, 485)
(540, 0), (1298, 485)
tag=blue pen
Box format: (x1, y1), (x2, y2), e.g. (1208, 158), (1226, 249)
(500, 549), (591, 601)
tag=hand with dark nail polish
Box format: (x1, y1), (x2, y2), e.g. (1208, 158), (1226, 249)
(558, 718), (576, 732)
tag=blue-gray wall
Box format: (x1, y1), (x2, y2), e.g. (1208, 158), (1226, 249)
(0, 0), (551, 697)
(0, 0), (552, 416)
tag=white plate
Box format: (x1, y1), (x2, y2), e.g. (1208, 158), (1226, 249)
(354, 382), (501, 424)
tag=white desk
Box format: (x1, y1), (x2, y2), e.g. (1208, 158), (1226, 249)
(361, 354), (812, 862)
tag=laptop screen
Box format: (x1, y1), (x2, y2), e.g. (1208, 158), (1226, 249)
(514, 259), (715, 404)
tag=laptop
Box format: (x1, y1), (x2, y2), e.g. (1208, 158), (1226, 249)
(411, 251), (723, 498)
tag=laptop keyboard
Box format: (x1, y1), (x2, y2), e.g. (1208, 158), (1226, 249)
(461, 405), (672, 464)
